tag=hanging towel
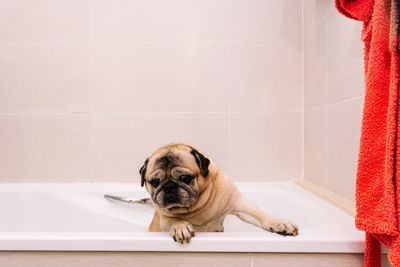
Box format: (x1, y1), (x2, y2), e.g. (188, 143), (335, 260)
(335, 0), (400, 266)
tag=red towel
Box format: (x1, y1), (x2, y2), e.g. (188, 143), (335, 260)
(335, 0), (400, 266)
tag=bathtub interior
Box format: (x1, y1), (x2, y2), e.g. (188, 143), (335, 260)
(0, 182), (357, 235)
(0, 182), (365, 252)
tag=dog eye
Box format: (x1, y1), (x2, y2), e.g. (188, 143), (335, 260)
(150, 178), (160, 188)
(180, 175), (193, 184)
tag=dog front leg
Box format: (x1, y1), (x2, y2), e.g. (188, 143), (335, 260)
(231, 196), (298, 236)
(159, 216), (195, 243)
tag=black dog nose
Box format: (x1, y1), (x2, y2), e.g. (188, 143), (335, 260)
(164, 182), (177, 193)
(163, 182), (179, 205)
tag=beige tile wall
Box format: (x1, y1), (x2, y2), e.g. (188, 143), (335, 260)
(0, 0), (302, 182)
(303, 1), (365, 202)
(0, 0), (366, 195)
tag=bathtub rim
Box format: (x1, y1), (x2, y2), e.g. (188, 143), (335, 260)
(0, 231), (365, 253)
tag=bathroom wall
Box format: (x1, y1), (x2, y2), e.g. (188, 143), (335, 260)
(303, 1), (365, 202)
(0, 0), (366, 194)
(0, 0), (302, 182)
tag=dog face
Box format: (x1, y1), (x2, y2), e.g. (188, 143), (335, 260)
(140, 143), (210, 211)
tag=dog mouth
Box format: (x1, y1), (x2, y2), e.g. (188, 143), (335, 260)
(164, 202), (188, 209)
(165, 205), (189, 213)
(156, 196), (193, 212)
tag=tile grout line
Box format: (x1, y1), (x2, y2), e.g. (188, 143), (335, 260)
(0, 110), (304, 115)
(89, 0), (94, 183)
(301, 0), (305, 180)
(325, 16), (329, 186)
(303, 96), (364, 113)
(228, 0), (232, 177)
(324, 15), (328, 110)
(0, 38), (303, 46)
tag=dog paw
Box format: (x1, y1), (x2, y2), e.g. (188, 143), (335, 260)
(170, 221), (195, 244)
(265, 220), (299, 236)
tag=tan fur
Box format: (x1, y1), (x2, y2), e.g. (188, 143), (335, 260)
(148, 211), (160, 232)
(142, 143), (298, 243)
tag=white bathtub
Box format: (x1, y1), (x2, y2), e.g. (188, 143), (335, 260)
(0, 181), (364, 253)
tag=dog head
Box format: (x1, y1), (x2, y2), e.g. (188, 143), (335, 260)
(139, 143), (211, 212)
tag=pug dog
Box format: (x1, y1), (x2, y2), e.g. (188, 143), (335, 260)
(140, 143), (298, 243)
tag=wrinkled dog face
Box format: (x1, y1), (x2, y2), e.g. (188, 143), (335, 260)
(140, 144), (210, 211)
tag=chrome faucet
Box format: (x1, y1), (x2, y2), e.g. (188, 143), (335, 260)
(104, 194), (152, 204)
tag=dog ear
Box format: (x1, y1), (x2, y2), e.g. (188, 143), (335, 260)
(139, 158), (149, 187)
(190, 149), (210, 177)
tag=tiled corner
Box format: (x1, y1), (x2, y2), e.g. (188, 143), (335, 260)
(303, 1), (366, 203)
(0, 0), (90, 42)
(92, 0), (229, 41)
(304, 107), (328, 187)
(327, 98), (363, 202)
(230, 0), (302, 40)
(92, 113), (229, 182)
(92, 42), (229, 112)
(230, 112), (302, 181)
(0, 44), (90, 112)
(0, 114), (91, 182)
(230, 40), (302, 112)
(304, 22), (326, 110)
(326, 11), (364, 104)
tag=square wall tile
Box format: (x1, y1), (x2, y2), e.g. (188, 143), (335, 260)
(304, 22), (326, 110)
(92, 113), (229, 182)
(92, 42), (229, 112)
(0, 44), (90, 112)
(0, 0), (90, 42)
(92, 0), (229, 41)
(327, 98), (363, 202)
(231, 0), (301, 40)
(304, 107), (327, 186)
(231, 40), (302, 112)
(0, 115), (91, 182)
(303, 0), (333, 33)
(230, 112), (302, 181)
(326, 11), (364, 104)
